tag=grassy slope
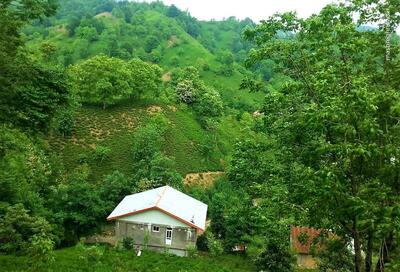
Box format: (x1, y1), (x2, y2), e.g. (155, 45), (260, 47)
(49, 99), (246, 182)
(0, 246), (255, 272)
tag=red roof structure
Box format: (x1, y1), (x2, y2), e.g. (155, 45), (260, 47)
(290, 226), (322, 254)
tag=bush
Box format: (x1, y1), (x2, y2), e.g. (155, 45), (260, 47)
(176, 80), (196, 104)
(206, 231), (224, 257)
(122, 237), (134, 250)
(77, 153), (88, 164)
(196, 233), (208, 251)
(56, 109), (74, 136)
(255, 240), (295, 272)
(186, 245), (198, 257)
(27, 234), (55, 271)
(93, 146), (111, 162)
(194, 88), (223, 119)
(77, 243), (104, 264)
(0, 204), (54, 254)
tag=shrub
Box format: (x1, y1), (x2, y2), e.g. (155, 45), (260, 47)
(122, 237), (134, 250)
(27, 234), (55, 271)
(196, 233), (208, 251)
(85, 245), (104, 263)
(56, 109), (75, 137)
(93, 146), (111, 162)
(206, 231), (224, 257)
(0, 204), (54, 254)
(194, 88), (223, 119)
(176, 80), (196, 104)
(255, 240), (295, 272)
(77, 153), (88, 164)
(186, 245), (198, 257)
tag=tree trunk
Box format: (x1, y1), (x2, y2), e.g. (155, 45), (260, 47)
(365, 230), (374, 272)
(353, 219), (362, 272)
(375, 234), (394, 272)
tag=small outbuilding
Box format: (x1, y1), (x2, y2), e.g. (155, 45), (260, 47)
(290, 226), (322, 269)
(107, 185), (207, 256)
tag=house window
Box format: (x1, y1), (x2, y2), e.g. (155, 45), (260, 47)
(152, 225), (160, 232)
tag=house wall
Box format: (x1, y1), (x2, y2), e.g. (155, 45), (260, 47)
(115, 213), (197, 256)
(296, 254), (318, 269)
(119, 209), (188, 227)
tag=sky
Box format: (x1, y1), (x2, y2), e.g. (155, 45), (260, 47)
(140, 0), (339, 22)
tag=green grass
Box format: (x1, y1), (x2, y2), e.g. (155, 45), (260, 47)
(0, 246), (255, 272)
(163, 106), (222, 174)
(49, 99), (151, 182)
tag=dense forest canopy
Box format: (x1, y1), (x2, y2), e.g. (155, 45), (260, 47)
(0, 0), (399, 271)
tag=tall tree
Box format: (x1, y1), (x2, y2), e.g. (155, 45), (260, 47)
(0, 0), (69, 131)
(244, 3), (400, 271)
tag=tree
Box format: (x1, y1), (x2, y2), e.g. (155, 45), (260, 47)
(0, 204), (54, 254)
(0, 0), (70, 132)
(244, 4), (400, 272)
(193, 88), (224, 119)
(66, 16), (81, 37)
(76, 26), (98, 42)
(50, 168), (105, 245)
(176, 80), (197, 104)
(128, 58), (162, 96)
(0, 127), (54, 211)
(99, 171), (131, 212)
(131, 115), (182, 188)
(256, 239), (295, 272)
(69, 55), (161, 108)
(167, 5), (180, 17)
(144, 35), (160, 53)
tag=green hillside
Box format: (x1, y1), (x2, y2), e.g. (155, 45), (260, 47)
(21, 0), (265, 183)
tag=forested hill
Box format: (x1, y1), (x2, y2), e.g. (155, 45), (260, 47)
(19, 0), (274, 182)
(24, 0), (268, 101)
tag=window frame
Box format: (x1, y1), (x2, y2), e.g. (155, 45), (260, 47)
(152, 225), (160, 232)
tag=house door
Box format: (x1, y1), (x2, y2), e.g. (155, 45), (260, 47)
(165, 227), (173, 245)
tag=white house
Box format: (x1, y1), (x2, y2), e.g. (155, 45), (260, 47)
(107, 185), (208, 256)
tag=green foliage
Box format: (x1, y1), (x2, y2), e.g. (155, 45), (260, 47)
(0, 204), (54, 255)
(0, 127), (53, 210)
(55, 109), (75, 136)
(122, 237), (134, 250)
(93, 145), (111, 162)
(49, 168), (105, 245)
(76, 26), (98, 42)
(68, 55), (161, 108)
(2, 60), (69, 131)
(255, 240), (295, 272)
(194, 87), (224, 119)
(315, 238), (354, 272)
(27, 234), (55, 271)
(76, 242), (105, 265)
(205, 231), (224, 257)
(144, 35), (160, 53)
(186, 245), (198, 257)
(131, 114), (183, 188)
(244, 3), (400, 271)
(132, 115), (167, 164)
(99, 171), (130, 211)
